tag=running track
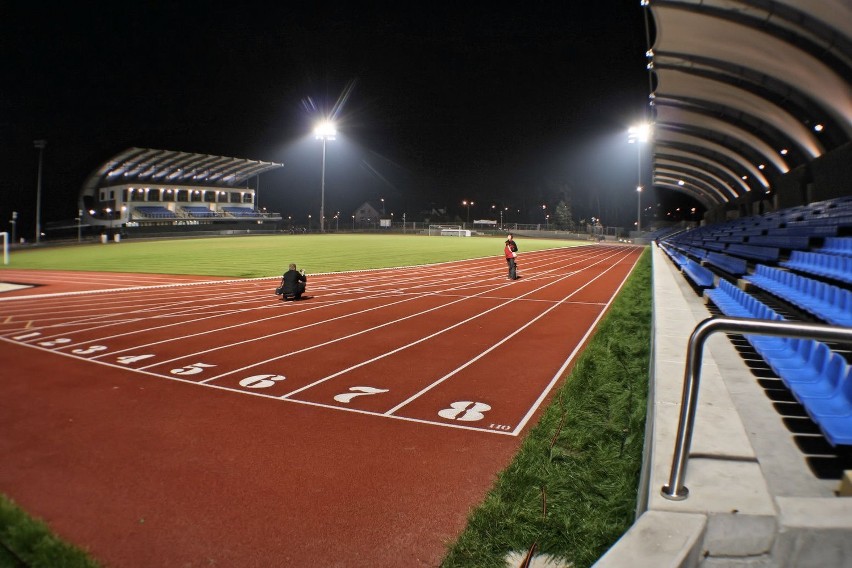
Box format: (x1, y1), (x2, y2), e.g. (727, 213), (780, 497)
(0, 244), (642, 567)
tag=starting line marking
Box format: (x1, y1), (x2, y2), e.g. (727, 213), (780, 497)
(0, 246), (643, 435)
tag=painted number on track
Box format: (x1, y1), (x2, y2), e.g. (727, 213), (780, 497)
(13, 332), (41, 341)
(37, 338), (72, 348)
(117, 354), (155, 364)
(239, 374), (286, 389)
(333, 386), (389, 403)
(71, 345), (108, 355)
(170, 362), (216, 376)
(438, 401), (491, 422)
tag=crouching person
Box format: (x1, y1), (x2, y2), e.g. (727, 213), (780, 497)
(281, 263), (307, 300)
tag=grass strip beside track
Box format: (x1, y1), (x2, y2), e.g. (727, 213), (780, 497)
(0, 234), (584, 278)
(0, 495), (99, 568)
(442, 248), (651, 568)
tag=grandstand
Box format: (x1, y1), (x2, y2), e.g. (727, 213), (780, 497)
(78, 148), (283, 236)
(593, 1), (852, 566)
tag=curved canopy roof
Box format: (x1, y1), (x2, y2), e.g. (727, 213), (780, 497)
(646, 0), (852, 209)
(82, 147), (283, 196)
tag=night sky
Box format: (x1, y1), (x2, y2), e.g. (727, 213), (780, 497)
(2, 2), (683, 239)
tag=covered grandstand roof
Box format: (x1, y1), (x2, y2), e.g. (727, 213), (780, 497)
(646, 0), (852, 208)
(82, 147), (284, 194)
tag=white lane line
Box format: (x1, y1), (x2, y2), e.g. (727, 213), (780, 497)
(382, 248), (639, 416)
(199, 248), (615, 383)
(511, 247), (643, 434)
(2, 265), (486, 344)
(106, 271), (493, 362)
(278, 249), (627, 399)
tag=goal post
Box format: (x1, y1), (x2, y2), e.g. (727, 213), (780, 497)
(1, 232), (7, 265)
(428, 224), (470, 237)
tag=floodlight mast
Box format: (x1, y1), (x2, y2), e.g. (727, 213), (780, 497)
(628, 123), (651, 234)
(34, 140), (46, 244)
(314, 120), (337, 233)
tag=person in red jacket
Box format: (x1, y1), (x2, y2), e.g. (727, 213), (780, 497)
(504, 239), (518, 280)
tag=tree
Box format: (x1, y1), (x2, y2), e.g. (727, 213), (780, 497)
(554, 199), (576, 231)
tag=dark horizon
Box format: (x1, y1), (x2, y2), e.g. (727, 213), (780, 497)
(2, 2), (703, 240)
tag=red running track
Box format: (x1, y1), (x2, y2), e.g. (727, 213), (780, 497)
(0, 244), (643, 567)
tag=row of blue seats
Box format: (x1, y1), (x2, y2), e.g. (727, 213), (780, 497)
(821, 237), (852, 256)
(745, 265), (852, 327)
(135, 206), (177, 219)
(781, 251), (852, 285)
(659, 245), (714, 288)
(667, 236), (852, 280)
(704, 279), (852, 446)
(182, 206), (218, 218)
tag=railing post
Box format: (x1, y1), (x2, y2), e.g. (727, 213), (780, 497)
(661, 316), (852, 501)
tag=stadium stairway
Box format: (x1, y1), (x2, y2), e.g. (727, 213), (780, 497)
(594, 244), (852, 568)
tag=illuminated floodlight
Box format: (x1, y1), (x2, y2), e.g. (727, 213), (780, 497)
(627, 123), (651, 144)
(314, 120), (337, 140)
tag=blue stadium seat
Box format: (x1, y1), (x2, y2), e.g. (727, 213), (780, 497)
(682, 259), (714, 288)
(800, 365), (852, 419)
(767, 340), (831, 381)
(704, 251), (748, 276)
(789, 355), (849, 400)
(816, 416), (852, 446)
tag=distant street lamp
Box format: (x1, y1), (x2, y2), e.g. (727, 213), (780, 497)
(10, 211), (17, 245)
(628, 123), (651, 233)
(380, 198), (385, 215)
(314, 120), (336, 233)
(76, 209), (82, 242)
(351, 215), (355, 231)
(307, 214), (312, 231)
(335, 212), (339, 232)
(33, 139), (46, 244)
(546, 214), (550, 229)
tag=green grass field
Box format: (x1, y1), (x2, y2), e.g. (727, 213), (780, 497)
(0, 234), (649, 568)
(0, 234), (587, 277)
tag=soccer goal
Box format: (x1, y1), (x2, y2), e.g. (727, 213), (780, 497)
(428, 224), (471, 237)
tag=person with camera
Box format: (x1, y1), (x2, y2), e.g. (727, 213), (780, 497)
(279, 263), (307, 301)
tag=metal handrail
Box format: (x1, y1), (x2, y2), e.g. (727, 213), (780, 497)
(661, 316), (852, 501)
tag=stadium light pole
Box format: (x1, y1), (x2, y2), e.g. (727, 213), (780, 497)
(462, 200), (474, 224)
(33, 139), (46, 244)
(10, 211), (17, 245)
(636, 186), (643, 233)
(628, 123), (650, 233)
(314, 120), (336, 233)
